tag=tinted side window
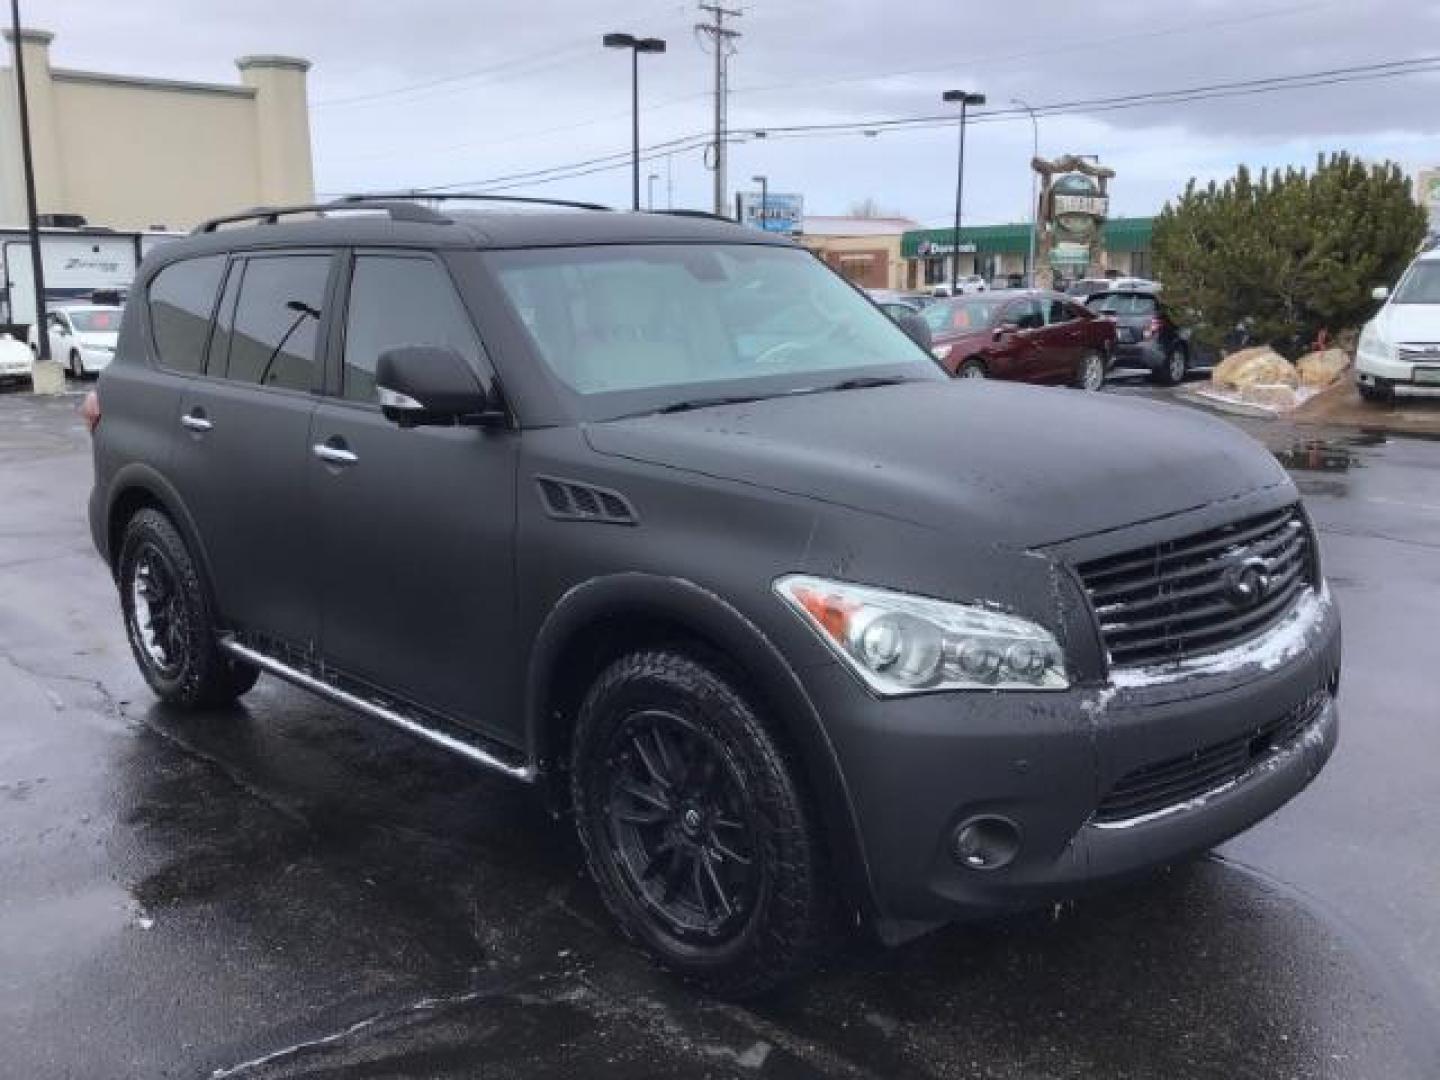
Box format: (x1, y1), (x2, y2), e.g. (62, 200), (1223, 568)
(148, 255), (226, 373)
(1011, 300), (1044, 329)
(223, 255), (330, 391)
(342, 256), (481, 404)
(1045, 299), (1073, 325)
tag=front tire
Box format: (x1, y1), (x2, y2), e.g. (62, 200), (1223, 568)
(957, 357), (987, 379)
(118, 509), (259, 709)
(571, 650), (830, 998)
(69, 350), (84, 379)
(1358, 381), (1393, 404)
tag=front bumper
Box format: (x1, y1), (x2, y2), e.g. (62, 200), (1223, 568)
(805, 586), (1341, 926)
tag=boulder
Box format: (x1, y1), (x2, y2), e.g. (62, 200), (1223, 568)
(1296, 348), (1350, 388)
(1212, 346), (1299, 390)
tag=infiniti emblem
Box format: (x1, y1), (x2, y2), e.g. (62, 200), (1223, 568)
(1223, 556), (1271, 610)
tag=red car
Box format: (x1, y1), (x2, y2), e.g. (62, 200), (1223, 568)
(923, 290), (1116, 390)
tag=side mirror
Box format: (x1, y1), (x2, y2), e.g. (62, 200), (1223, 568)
(993, 321), (1018, 341)
(1371, 285), (1390, 301)
(375, 346), (506, 429)
(895, 311), (932, 350)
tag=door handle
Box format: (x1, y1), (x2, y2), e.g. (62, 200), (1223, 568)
(180, 413), (213, 432)
(313, 442), (358, 466)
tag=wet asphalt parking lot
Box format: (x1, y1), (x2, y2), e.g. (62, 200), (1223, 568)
(3, 375), (1439, 1079)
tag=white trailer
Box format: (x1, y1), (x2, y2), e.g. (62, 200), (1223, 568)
(0, 226), (184, 331)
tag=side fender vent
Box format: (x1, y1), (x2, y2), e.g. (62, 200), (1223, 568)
(536, 476), (637, 525)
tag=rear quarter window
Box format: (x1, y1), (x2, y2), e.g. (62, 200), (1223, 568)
(147, 255), (226, 373)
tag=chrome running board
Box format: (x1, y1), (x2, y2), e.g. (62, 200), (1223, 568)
(220, 638), (535, 783)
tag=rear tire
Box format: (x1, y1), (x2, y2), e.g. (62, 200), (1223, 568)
(1154, 345), (1188, 386)
(1075, 350), (1106, 391)
(571, 650), (831, 998)
(957, 358), (987, 379)
(118, 509), (259, 709)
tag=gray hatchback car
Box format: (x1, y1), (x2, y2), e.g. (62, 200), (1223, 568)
(85, 196), (1341, 996)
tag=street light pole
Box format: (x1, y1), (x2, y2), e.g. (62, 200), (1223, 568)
(8, 0), (49, 360)
(1012, 97), (1039, 287)
(942, 90), (984, 295)
(647, 172), (659, 210)
(603, 33), (666, 211)
(751, 173), (767, 230)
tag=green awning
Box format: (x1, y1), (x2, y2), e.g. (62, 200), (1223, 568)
(901, 216), (1153, 258)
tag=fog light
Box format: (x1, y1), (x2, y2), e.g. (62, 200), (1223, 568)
(951, 816), (1021, 871)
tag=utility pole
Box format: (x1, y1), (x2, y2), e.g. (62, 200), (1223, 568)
(8, 0), (51, 366)
(696, 4), (740, 218)
(1012, 98), (1039, 287)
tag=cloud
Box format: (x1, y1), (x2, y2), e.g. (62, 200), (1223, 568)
(22, 0), (1440, 224)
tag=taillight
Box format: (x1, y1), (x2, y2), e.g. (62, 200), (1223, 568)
(1143, 317), (1163, 340)
(80, 389), (101, 434)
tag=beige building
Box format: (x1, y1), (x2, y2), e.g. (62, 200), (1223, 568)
(1, 28), (314, 231)
(797, 216), (918, 290)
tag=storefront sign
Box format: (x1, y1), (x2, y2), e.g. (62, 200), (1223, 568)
(916, 239), (977, 256)
(739, 192), (804, 234)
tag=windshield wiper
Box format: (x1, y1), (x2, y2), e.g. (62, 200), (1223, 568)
(655, 393), (769, 414)
(823, 375), (914, 391)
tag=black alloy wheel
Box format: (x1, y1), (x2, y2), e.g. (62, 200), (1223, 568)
(605, 709), (760, 942)
(118, 509), (260, 708)
(571, 650), (830, 997)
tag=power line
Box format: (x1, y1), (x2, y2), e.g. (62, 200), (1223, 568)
(406, 55), (1438, 193)
(312, 40), (594, 108)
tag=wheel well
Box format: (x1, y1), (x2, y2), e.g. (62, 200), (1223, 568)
(961, 355), (986, 370)
(106, 487), (165, 568)
(537, 611), (800, 804)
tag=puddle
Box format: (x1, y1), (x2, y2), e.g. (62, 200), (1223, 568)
(1271, 437), (1369, 472)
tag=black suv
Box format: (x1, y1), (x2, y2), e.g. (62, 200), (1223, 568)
(86, 196), (1340, 996)
(1084, 288), (1214, 385)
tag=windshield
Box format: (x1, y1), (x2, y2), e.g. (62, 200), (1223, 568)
(66, 308), (122, 333)
(486, 244), (938, 414)
(1086, 293), (1158, 316)
(922, 297), (1004, 332)
(1392, 261), (1440, 304)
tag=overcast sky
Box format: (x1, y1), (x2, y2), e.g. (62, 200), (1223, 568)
(28, 0), (1440, 226)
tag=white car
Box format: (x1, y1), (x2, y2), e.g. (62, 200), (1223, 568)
(30, 305), (123, 378)
(1357, 249), (1440, 402)
(930, 274), (987, 298)
(0, 332), (33, 382)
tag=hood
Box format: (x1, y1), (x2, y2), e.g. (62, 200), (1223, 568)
(584, 380), (1291, 549)
(1375, 301), (1440, 344)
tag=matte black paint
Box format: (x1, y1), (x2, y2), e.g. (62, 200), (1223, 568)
(89, 208), (1341, 934)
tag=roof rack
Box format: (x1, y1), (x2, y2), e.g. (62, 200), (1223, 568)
(338, 191), (612, 213)
(649, 209), (736, 223)
(192, 198), (450, 234)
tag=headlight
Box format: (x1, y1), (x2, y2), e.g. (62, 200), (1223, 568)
(1357, 322), (1394, 363)
(931, 344), (952, 361)
(775, 575), (1068, 695)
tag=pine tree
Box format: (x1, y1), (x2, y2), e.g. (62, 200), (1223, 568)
(1153, 154), (1426, 355)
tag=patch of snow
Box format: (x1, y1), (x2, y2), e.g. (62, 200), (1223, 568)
(1079, 687), (1117, 718)
(1111, 585), (1330, 690)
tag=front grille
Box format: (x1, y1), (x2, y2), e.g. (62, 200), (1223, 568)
(1094, 689), (1330, 824)
(1398, 343), (1440, 363)
(1076, 504), (1314, 668)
